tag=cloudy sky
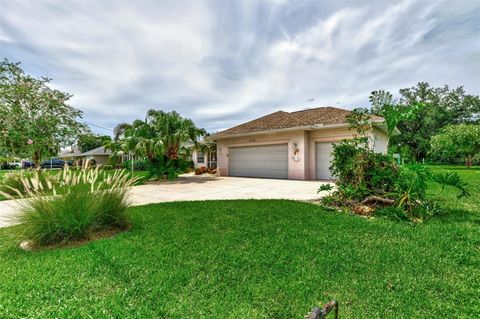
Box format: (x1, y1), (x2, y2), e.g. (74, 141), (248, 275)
(1, 0), (479, 134)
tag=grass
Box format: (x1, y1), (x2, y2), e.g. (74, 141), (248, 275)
(0, 169), (149, 201)
(0, 166), (478, 318)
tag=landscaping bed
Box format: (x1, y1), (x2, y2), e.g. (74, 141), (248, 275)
(0, 167), (478, 318)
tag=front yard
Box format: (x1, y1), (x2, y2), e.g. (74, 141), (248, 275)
(0, 166), (478, 318)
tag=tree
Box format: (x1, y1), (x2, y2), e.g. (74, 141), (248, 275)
(109, 109), (206, 178)
(393, 82), (480, 161)
(431, 124), (480, 167)
(77, 133), (111, 153)
(369, 90), (420, 149)
(0, 60), (85, 166)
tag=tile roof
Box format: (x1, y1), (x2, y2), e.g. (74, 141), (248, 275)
(212, 106), (384, 138)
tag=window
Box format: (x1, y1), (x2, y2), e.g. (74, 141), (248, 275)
(197, 152), (205, 163)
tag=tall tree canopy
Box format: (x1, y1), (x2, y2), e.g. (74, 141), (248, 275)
(0, 60), (85, 165)
(370, 83), (480, 161)
(76, 133), (111, 153)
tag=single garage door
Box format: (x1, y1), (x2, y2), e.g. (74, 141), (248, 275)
(229, 144), (288, 179)
(316, 142), (335, 180)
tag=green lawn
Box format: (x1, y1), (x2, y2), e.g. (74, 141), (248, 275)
(0, 166), (479, 318)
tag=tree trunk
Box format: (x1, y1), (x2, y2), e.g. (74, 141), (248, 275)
(32, 150), (41, 168)
(166, 144), (178, 160)
(466, 156), (472, 168)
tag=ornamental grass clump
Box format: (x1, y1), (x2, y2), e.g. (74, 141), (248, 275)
(4, 167), (139, 247)
(0, 170), (59, 198)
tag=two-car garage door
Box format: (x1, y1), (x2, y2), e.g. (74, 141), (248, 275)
(229, 144), (288, 179)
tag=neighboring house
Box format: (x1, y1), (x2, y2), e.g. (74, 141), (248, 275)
(211, 106), (393, 180)
(58, 147), (81, 161)
(191, 148), (217, 169)
(59, 146), (112, 166)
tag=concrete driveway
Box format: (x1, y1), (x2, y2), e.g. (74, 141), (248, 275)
(131, 174), (327, 205)
(0, 174), (329, 228)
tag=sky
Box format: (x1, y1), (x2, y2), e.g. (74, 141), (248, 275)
(1, 0), (479, 135)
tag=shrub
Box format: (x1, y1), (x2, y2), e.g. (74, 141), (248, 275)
(321, 137), (470, 222)
(330, 138), (399, 199)
(147, 158), (184, 181)
(10, 167), (139, 247)
(195, 166), (207, 175)
(101, 164), (113, 170)
(122, 159), (149, 171)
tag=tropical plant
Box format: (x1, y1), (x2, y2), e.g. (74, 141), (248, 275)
(108, 109), (206, 179)
(430, 124), (480, 167)
(369, 90), (421, 149)
(121, 159), (149, 171)
(0, 60), (86, 166)
(7, 167), (139, 247)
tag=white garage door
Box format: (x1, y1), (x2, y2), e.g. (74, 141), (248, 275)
(229, 144), (288, 179)
(316, 142), (335, 180)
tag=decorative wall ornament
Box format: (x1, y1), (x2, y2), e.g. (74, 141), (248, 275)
(292, 142), (301, 162)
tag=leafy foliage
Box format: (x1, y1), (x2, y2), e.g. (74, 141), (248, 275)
(0, 60), (86, 165)
(107, 109), (206, 180)
(430, 124), (480, 167)
(369, 90), (421, 149)
(329, 138), (398, 199)
(379, 82), (480, 161)
(77, 133), (111, 153)
(321, 137), (470, 222)
(122, 159), (149, 171)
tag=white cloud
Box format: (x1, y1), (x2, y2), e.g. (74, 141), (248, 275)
(1, 0), (479, 133)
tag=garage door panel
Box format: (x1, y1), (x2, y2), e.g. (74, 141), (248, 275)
(316, 142), (334, 180)
(229, 144), (288, 179)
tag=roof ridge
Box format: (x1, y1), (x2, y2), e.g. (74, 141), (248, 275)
(284, 110), (312, 125)
(289, 106), (346, 114)
(218, 110), (289, 132)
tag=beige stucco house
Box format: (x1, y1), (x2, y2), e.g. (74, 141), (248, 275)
(59, 146), (111, 166)
(211, 106), (391, 180)
(191, 148), (217, 169)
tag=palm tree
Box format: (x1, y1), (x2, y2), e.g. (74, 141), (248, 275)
(109, 109), (206, 167)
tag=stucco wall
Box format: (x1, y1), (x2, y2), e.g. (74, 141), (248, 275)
(372, 127), (389, 154)
(216, 126), (386, 180)
(85, 155), (109, 165)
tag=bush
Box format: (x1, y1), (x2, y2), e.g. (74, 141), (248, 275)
(101, 164), (113, 170)
(322, 137), (470, 222)
(195, 166), (207, 175)
(122, 159), (149, 171)
(330, 138), (399, 199)
(11, 168), (139, 247)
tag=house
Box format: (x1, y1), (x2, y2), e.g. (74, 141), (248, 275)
(58, 147), (81, 161)
(211, 106), (391, 180)
(59, 146), (112, 166)
(191, 141), (217, 169)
